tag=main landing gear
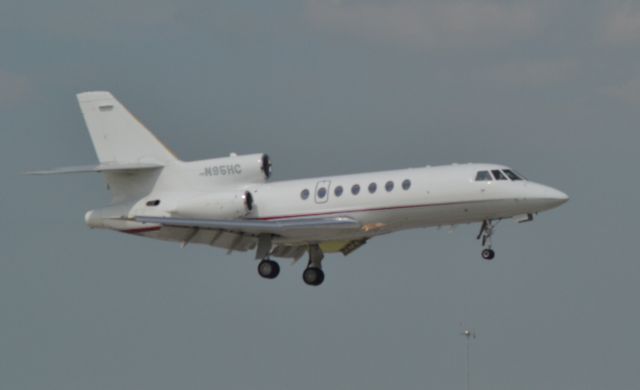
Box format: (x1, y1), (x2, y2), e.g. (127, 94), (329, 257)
(477, 220), (498, 260)
(256, 235), (280, 280)
(257, 259), (280, 279)
(256, 243), (326, 286)
(303, 244), (325, 286)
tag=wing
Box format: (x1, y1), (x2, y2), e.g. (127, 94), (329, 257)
(132, 216), (366, 260)
(134, 215), (362, 237)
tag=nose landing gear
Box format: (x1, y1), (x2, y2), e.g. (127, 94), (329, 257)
(477, 220), (498, 260)
(481, 248), (495, 260)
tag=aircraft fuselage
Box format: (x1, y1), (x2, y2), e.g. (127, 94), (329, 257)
(87, 162), (568, 248)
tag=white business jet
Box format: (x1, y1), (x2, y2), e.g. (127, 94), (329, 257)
(30, 92), (569, 286)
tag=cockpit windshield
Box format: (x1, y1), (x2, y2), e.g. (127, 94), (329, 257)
(502, 169), (523, 181)
(475, 171), (492, 181)
(491, 170), (507, 180)
(475, 168), (526, 182)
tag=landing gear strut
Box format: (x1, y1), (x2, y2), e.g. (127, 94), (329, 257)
(258, 259), (280, 279)
(303, 244), (325, 286)
(477, 220), (498, 260)
(256, 235), (279, 280)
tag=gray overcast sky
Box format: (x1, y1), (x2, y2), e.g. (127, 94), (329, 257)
(1, 1), (639, 389)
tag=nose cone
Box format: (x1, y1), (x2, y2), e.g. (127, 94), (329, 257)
(546, 187), (569, 207)
(532, 184), (569, 210)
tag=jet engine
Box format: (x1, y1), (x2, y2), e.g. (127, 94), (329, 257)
(170, 191), (254, 219)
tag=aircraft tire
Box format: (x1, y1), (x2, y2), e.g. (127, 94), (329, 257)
(302, 267), (325, 286)
(258, 259), (280, 279)
(481, 249), (495, 260)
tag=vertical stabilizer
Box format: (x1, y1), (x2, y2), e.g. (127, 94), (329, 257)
(77, 91), (178, 164)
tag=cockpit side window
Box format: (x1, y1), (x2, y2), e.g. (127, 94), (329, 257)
(503, 169), (523, 181)
(491, 170), (507, 180)
(475, 171), (492, 181)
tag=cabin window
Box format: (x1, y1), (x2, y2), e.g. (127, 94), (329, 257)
(368, 182), (377, 194)
(492, 170), (507, 180)
(300, 189), (310, 200)
(317, 187), (327, 199)
(385, 181), (394, 192)
(503, 169), (523, 181)
(402, 179), (412, 190)
(475, 171), (492, 181)
(334, 186), (344, 197)
(146, 200), (161, 207)
(351, 184), (361, 195)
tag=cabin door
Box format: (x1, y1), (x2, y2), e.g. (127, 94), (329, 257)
(314, 180), (331, 204)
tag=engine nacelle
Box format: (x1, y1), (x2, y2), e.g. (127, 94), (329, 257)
(170, 191), (254, 219)
(195, 153), (272, 184)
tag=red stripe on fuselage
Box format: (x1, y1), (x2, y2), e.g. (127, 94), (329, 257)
(253, 200), (491, 221)
(120, 226), (162, 234)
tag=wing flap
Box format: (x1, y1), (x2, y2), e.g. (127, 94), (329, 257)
(135, 215), (361, 236)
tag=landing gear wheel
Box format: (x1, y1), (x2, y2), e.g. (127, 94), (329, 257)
(258, 259), (280, 279)
(481, 249), (495, 260)
(302, 267), (325, 286)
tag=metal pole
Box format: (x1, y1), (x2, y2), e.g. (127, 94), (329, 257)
(462, 329), (474, 390)
(466, 335), (470, 390)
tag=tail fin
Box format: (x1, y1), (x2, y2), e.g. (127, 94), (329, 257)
(77, 91), (178, 164)
(76, 91), (177, 202)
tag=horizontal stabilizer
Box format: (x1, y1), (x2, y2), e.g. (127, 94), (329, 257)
(135, 215), (361, 236)
(25, 162), (163, 175)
